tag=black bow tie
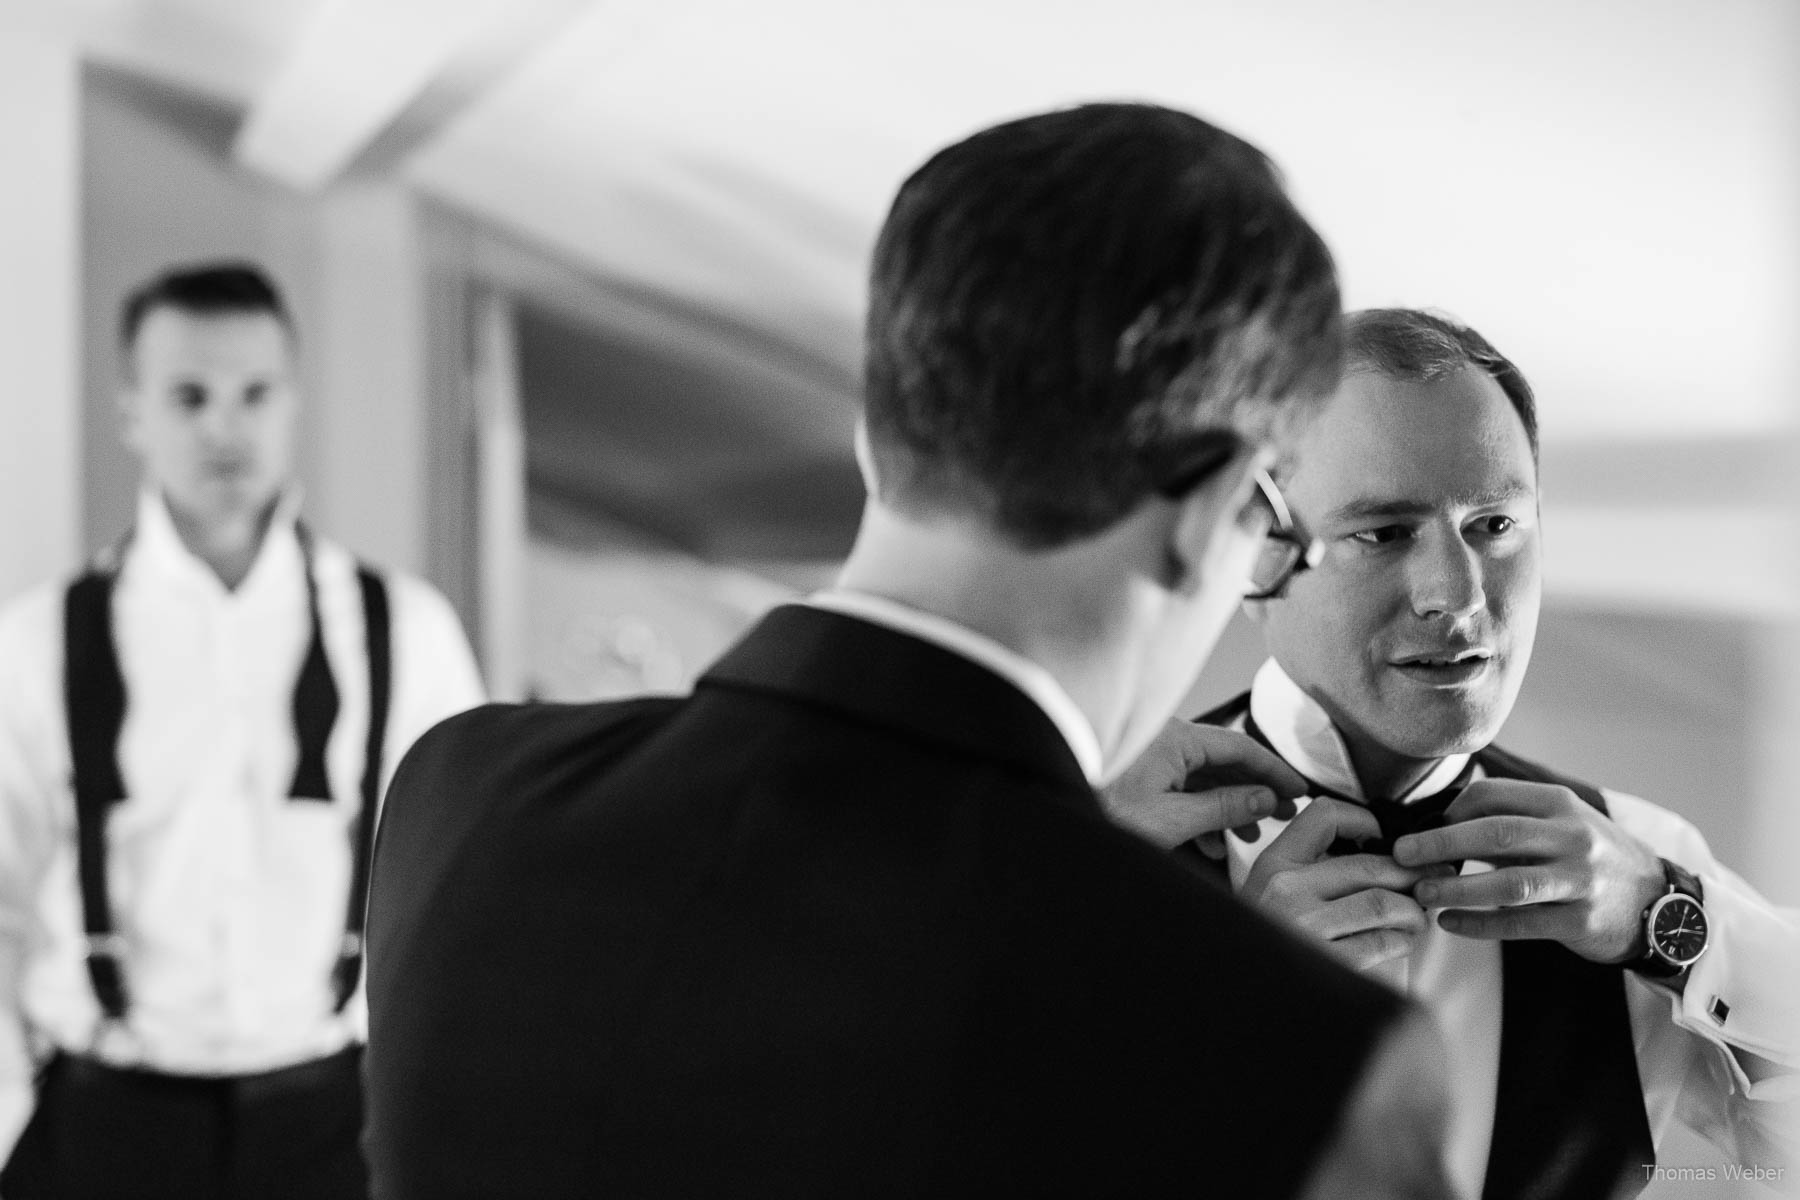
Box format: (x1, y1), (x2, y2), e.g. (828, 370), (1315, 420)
(1241, 712), (1474, 857)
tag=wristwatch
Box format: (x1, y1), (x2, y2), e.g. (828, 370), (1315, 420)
(1631, 858), (1708, 980)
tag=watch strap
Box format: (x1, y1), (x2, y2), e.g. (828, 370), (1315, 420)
(1660, 857), (1703, 906)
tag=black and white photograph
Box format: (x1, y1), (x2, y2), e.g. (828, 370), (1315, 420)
(0, 2), (1795, 1197)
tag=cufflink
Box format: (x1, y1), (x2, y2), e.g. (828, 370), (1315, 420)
(1708, 995), (1730, 1025)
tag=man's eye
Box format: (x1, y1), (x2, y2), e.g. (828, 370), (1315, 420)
(244, 382), (268, 407)
(173, 384), (206, 411)
(1475, 515), (1516, 536)
(1349, 526), (1407, 546)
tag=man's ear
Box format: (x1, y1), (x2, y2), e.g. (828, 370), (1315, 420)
(1166, 446), (1266, 597)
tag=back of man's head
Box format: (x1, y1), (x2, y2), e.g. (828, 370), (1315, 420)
(120, 262), (293, 372)
(1343, 307), (1538, 464)
(863, 101), (1343, 550)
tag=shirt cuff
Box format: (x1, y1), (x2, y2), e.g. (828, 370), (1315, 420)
(1664, 865), (1800, 1100)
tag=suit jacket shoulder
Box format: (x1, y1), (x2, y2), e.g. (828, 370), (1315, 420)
(373, 694), (683, 896)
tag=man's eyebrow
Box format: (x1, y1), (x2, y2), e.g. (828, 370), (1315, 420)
(1322, 482), (1535, 524)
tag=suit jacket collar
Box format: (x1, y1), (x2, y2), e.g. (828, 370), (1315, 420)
(700, 604), (1097, 806)
(806, 589), (1103, 783)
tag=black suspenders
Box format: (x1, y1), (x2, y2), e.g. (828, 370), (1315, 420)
(63, 571), (130, 1020)
(335, 567), (390, 1010)
(62, 527), (391, 1021)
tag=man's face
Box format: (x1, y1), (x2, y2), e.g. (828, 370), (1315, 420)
(123, 307), (299, 533)
(1251, 367), (1541, 783)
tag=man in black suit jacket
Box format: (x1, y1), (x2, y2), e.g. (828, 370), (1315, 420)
(365, 104), (1455, 1199)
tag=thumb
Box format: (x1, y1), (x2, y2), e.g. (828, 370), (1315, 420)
(1190, 784), (1285, 835)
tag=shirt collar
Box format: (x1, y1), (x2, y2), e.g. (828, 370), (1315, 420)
(806, 589), (1105, 786)
(129, 488), (305, 596)
(1248, 658), (1470, 803)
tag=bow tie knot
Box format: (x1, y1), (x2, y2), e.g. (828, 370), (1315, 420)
(1326, 778), (1470, 857)
(1241, 712), (1473, 857)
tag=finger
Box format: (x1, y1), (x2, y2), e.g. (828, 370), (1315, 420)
(1182, 788), (1286, 857)
(1413, 866), (1579, 911)
(1436, 902), (1583, 942)
(1440, 778), (1571, 824)
(1256, 855), (1447, 912)
(1302, 854), (1443, 901)
(1248, 849), (1425, 917)
(1107, 783), (1282, 850)
(1258, 798), (1383, 868)
(1205, 804), (1288, 852)
(1329, 928), (1419, 972)
(1149, 785), (1280, 848)
(1203, 785), (1283, 832)
(1179, 723), (1309, 801)
(1295, 888), (1428, 943)
(1393, 814), (1568, 868)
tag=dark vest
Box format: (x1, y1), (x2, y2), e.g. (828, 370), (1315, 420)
(1194, 692), (1653, 1200)
(62, 526), (392, 1020)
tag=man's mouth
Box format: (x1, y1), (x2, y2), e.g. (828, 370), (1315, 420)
(1390, 647), (1493, 686)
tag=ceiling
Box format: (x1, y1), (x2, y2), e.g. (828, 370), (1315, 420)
(10, 0), (1800, 608)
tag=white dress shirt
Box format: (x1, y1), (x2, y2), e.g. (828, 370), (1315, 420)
(805, 589), (1105, 785)
(1226, 659), (1799, 1196)
(0, 492), (485, 1160)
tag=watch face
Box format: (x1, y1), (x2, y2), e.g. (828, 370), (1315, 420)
(1650, 894), (1708, 967)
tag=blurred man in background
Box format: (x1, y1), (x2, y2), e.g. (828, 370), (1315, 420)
(1174, 307), (1799, 1198)
(365, 104), (1454, 1198)
(0, 262), (485, 1199)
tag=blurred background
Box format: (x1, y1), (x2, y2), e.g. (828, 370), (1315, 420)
(0, 3), (1794, 1190)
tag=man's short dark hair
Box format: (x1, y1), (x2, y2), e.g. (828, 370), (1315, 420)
(120, 262), (294, 357)
(863, 102), (1344, 550)
(1343, 308), (1538, 463)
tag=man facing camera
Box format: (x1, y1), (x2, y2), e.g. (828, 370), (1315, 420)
(365, 105), (1454, 1199)
(0, 263), (485, 1199)
(1181, 308), (1798, 1199)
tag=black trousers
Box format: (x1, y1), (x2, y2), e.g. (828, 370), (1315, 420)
(0, 1045), (369, 1200)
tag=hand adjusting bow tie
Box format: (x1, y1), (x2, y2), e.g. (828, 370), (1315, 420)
(1240, 712), (1475, 858)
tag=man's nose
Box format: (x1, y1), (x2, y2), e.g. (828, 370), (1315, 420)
(1409, 529), (1485, 621)
(197, 395), (246, 443)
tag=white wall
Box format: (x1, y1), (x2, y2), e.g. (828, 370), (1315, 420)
(0, 34), (81, 605)
(308, 182), (430, 577)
